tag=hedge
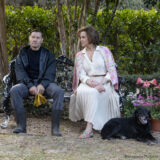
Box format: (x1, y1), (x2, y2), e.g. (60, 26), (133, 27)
(6, 6), (60, 60)
(5, 6), (160, 75)
(94, 8), (160, 74)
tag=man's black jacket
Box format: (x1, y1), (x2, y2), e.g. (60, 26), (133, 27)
(15, 46), (56, 89)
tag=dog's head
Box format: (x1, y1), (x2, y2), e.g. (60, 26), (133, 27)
(133, 107), (151, 125)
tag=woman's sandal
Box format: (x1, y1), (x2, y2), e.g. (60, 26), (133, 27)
(79, 130), (94, 139)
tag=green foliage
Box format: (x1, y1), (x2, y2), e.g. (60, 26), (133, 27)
(120, 73), (160, 93)
(119, 0), (146, 9)
(143, 0), (159, 9)
(6, 6), (60, 59)
(123, 101), (137, 117)
(124, 101), (159, 119)
(124, 101), (160, 119)
(6, 6), (160, 75)
(151, 106), (160, 119)
(93, 9), (160, 74)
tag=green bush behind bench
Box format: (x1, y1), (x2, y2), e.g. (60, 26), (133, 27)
(6, 6), (160, 75)
(93, 9), (160, 75)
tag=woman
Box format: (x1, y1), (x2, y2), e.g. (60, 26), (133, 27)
(69, 26), (120, 138)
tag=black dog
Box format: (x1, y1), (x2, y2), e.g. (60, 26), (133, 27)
(101, 107), (157, 144)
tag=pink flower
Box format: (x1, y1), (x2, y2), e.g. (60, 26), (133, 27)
(150, 79), (157, 86)
(155, 83), (160, 91)
(138, 95), (144, 99)
(154, 96), (159, 100)
(156, 83), (160, 89)
(142, 81), (150, 88)
(138, 100), (145, 104)
(154, 102), (160, 106)
(136, 77), (143, 85)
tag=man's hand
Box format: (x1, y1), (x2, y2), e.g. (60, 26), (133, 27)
(37, 84), (45, 94)
(29, 86), (38, 95)
(95, 84), (106, 92)
(86, 79), (99, 88)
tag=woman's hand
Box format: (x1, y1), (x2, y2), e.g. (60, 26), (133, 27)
(86, 79), (99, 88)
(95, 84), (106, 92)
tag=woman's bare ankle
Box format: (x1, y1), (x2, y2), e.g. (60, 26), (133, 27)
(85, 122), (93, 133)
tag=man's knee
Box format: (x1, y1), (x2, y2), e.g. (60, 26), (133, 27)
(10, 85), (20, 96)
(10, 84), (28, 97)
(57, 86), (64, 94)
(54, 86), (64, 99)
(47, 83), (64, 98)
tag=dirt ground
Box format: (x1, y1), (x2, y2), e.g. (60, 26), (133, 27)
(0, 114), (160, 160)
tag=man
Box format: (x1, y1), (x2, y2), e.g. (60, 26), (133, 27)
(10, 30), (64, 136)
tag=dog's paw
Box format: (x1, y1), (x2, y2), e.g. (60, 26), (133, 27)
(154, 139), (160, 144)
(120, 136), (126, 140)
(146, 139), (160, 145)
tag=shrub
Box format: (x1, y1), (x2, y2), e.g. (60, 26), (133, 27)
(6, 6), (160, 74)
(6, 6), (60, 59)
(94, 9), (160, 74)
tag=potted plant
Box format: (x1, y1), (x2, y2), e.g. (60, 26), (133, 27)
(124, 77), (160, 131)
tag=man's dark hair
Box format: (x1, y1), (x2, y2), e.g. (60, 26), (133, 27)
(77, 26), (99, 46)
(30, 30), (43, 37)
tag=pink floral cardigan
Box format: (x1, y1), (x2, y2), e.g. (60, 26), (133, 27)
(72, 46), (118, 92)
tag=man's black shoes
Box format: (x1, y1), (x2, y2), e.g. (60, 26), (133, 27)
(13, 127), (26, 134)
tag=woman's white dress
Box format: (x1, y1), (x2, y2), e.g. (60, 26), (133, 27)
(69, 47), (120, 131)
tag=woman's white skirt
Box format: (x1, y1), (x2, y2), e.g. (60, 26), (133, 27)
(69, 77), (120, 131)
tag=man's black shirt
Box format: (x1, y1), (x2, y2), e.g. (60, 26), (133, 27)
(27, 47), (41, 80)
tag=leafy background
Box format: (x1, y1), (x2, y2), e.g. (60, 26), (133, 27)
(6, 6), (160, 75)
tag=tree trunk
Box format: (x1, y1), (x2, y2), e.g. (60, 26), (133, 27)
(102, 0), (120, 44)
(76, 0), (90, 53)
(55, 0), (100, 59)
(82, 0), (90, 26)
(78, 2), (84, 29)
(0, 0), (8, 81)
(56, 0), (67, 55)
(65, 0), (78, 59)
(91, 0), (100, 25)
(106, 0), (119, 32)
